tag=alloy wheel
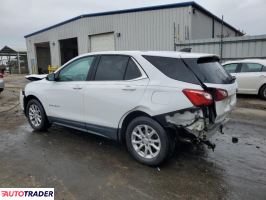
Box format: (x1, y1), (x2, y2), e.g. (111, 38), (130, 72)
(131, 124), (161, 159)
(28, 104), (42, 127)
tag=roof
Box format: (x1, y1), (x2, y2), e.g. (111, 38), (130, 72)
(62, 51), (217, 62)
(24, 1), (242, 38)
(223, 59), (266, 66)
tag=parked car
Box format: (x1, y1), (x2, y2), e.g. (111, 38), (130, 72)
(0, 73), (4, 94)
(20, 51), (237, 166)
(222, 59), (266, 99)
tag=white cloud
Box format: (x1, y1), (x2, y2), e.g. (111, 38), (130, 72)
(0, 0), (265, 49)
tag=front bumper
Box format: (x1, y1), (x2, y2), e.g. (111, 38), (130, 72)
(0, 80), (4, 92)
(19, 90), (25, 112)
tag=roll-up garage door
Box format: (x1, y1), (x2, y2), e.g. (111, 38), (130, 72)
(90, 33), (115, 52)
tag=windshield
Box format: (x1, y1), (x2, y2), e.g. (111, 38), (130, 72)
(183, 58), (234, 84)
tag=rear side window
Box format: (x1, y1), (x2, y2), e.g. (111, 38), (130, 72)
(143, 56), (200, 84)
(124, 59), (142, 80)
(223, 63), (238, 73)
(262, 66), (266, 72)
(183, 58), (233, 84)
(95, 55), (129, 81)
(240, 63), (263, 72)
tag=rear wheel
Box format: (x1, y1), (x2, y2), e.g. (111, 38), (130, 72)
(259, 85), (266, 100)
(26, 99), (50, 131)
(125, 116), (171, 166)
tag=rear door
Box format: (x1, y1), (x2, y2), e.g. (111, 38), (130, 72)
(84, 55), (149, 139)
(183, 57), (237, 123)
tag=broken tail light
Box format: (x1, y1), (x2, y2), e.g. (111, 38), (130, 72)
(183, 89), (213, 106)
(214, 88), (228, 101)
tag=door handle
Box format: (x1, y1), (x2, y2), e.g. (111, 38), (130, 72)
(122, 86), (136, 91)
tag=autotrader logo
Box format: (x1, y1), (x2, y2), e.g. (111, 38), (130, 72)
(0, 188), (54, 199)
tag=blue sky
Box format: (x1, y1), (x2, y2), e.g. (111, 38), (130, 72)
(0, 0), (265, 49)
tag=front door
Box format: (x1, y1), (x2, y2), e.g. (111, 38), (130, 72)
(44, 56), (95, 125)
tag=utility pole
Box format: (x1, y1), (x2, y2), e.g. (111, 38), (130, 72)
(220, 15), (224, 60)
(17, 52), (21, 74)
(174, 22), (176, 51)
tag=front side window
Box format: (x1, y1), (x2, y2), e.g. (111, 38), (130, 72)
(58, 56), (95, 81)
(224, 63), (238, 73)
(94, 55), (129, 81)
(240, 63), (263, 73)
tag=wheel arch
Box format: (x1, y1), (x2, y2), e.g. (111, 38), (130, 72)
(24, 95), (44, 116)
(258, 83), (266, 94)
(117, 110), (152, 143)
(117, 107), (173, 144)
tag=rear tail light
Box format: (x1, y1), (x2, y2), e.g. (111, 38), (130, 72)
(183, 89), (213, 106)
(0, 74), (3, 79)
(214, 89), (228, 101)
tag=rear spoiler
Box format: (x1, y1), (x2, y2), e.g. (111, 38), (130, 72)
(25, 74), (47, 81)
(197, 56), (220, 64)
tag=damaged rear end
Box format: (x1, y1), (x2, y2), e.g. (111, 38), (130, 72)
(159, 55), (237, 149)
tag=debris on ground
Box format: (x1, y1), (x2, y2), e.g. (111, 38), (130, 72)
(232, 137), (239, 143)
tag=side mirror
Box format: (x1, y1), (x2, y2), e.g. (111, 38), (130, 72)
(231, 76), (236, 81)
(46, 73), (58, 81)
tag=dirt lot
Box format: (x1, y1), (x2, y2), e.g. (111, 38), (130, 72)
(0, 75), (266, 200)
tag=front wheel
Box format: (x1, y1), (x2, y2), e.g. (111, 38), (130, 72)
(125, 116), (171, 166)
(26, 99), (50, 131)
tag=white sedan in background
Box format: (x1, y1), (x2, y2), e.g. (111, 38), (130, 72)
(222, 59), (266, 99)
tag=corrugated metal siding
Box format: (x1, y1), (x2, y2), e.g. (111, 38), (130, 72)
(175, 35), (266, 61)
(26, 6), (192, 70)
(191, 9), (238, 40)
(213, 20), (237, 38)
(191, 9), (213, 39)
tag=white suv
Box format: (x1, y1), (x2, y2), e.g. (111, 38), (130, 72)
(21, 51), (237, 165)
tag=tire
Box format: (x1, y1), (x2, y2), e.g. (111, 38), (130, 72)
(26, 99), (50, 131)
(259, 85), (266, 100)
(125, 116), (171, 166)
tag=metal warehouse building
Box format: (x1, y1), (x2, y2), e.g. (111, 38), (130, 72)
(25, 1), (242, 74)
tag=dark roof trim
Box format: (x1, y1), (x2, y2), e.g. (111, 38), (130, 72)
(24, 1), (242, 38)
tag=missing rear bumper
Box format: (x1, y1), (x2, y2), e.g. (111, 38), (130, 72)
(154, 108), (229, 150)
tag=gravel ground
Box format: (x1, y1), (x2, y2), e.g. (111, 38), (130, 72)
(0, 74), (266, 200)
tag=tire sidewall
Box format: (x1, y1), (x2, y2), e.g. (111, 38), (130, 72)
(26, 99), (47, 131)
(125, 116), (169, 166)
